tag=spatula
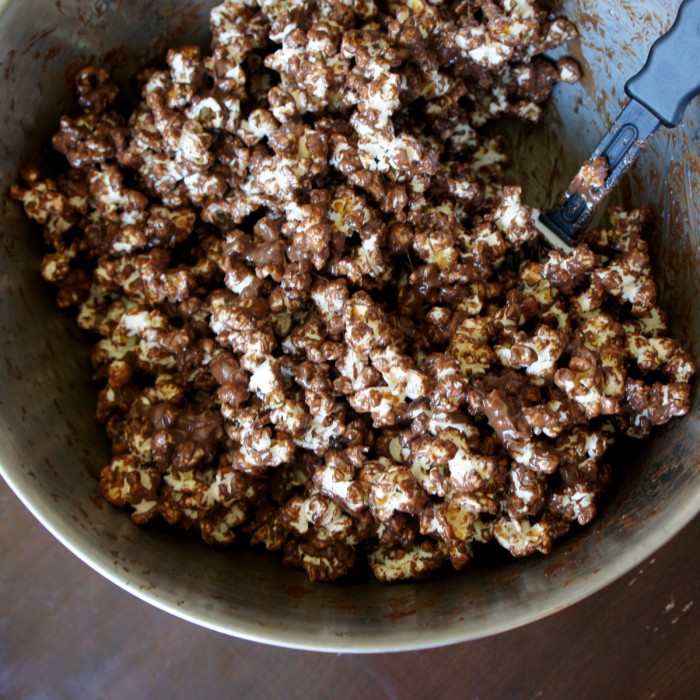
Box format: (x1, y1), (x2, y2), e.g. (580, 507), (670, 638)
(534, 0), (700, 253)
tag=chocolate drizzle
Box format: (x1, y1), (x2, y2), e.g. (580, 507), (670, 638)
(481, 389), (531, 448)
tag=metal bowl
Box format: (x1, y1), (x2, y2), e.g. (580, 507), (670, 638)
(0, 0), (697, 652)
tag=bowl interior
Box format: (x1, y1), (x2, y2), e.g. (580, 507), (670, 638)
(0, 0), (698, 652)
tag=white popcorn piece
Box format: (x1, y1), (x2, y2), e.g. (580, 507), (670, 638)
(368, 541), (445, 582)
(448, 315), (496, 377)
(493, 517), (552, 557)
(496, 324), (567, 381)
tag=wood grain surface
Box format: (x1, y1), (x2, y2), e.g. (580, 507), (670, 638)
(1, 477), (698, 700)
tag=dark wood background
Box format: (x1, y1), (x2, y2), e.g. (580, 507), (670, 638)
(1, 478), (698, 700)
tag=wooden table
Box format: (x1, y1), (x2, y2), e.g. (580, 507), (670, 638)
(1, 477), (698, 700)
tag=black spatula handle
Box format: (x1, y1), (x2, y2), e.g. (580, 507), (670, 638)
(625, 0), (700, 127)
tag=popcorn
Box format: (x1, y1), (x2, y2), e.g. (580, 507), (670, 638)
(361, 459), (428, 522)
(505, 465), (546, 518)
(368, 540), (446, 582)
(626, 333), (695, 383)
(15, 0), (694, 584)
(621, 379), (692, 438)
(491, 185), (537, 248)
(100, 454), (160, 524)
(284, 539), (356, 582)
(493, 516), (553, 557)
(496, 324), (567, 382)
(74, 66), (120, 114)
(555, 349), (618, 419)
(448, 314), (496, 377)
(52, 112), (127, 170)
(264, 16), (350, 115)
(11, 168), (79, 247)
(312, 450), (367, 514)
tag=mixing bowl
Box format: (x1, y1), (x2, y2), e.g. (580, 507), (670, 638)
(0, 0), (698, 652)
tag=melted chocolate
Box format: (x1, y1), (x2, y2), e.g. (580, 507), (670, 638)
(146, 402), (178, 431)
(481, 389), (530, 447)
(243, 239), (287, 267)
(210, 356), (240, 385)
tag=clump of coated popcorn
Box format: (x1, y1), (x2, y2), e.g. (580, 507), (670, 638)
(12, 0), (694, 583)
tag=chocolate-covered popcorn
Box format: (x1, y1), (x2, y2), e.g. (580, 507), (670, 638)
(13, 0), (694, 583)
